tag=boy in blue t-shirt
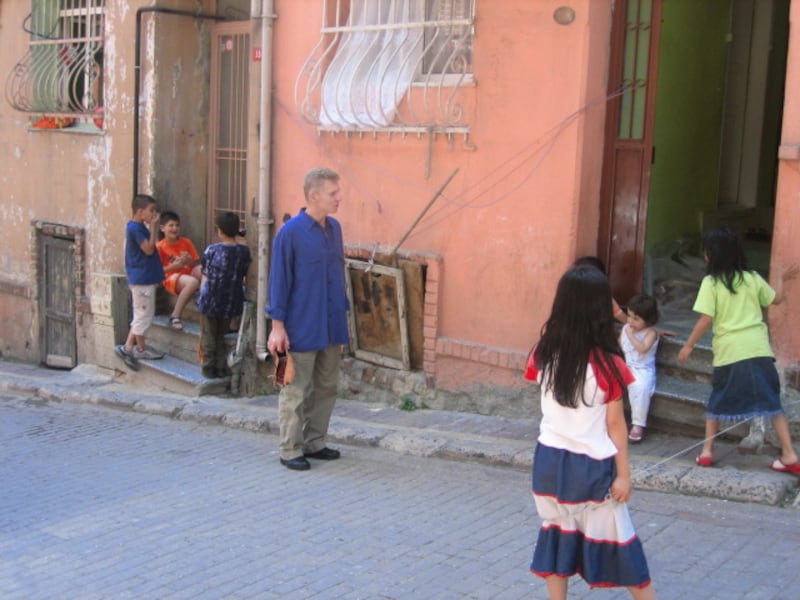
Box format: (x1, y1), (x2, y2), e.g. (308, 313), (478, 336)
(114, 194), (166, 371)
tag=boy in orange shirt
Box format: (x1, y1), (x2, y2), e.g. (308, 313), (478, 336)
(156, 211), (202, 330)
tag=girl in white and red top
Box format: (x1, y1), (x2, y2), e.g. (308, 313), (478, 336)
(525, 266), (656, 600)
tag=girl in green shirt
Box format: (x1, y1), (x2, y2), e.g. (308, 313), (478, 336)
(678, 226), (800, 473)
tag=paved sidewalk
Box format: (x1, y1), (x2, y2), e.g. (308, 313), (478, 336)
(1, 359), (798, 508)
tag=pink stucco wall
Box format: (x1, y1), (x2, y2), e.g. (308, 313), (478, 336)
(772, 1), (800, 373)
(270, 1), (613, 394)
(2, 0), (795, 399)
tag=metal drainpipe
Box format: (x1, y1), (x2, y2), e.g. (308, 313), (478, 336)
(132, 7), (223, 197)
(255, 0), (276, 362)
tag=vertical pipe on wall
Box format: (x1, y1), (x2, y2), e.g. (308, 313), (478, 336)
(255, 0), (276, 361)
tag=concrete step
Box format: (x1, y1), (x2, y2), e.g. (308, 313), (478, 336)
(134, 312), (240, 396)
(122, 353), (231, 397)
(647, 375), (707, 437)
(148, 315), (237, 364)
(645, 334), (715, 437)
(655, 334), (713, 382)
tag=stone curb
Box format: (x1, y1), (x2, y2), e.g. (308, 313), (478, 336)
(0, 364), (798, 508)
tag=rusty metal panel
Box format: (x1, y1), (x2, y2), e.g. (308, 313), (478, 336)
(345, 259), (410, 370)
(40, 235), (76, 369)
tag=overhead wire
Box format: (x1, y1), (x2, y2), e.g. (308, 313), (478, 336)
(404, 83), (632, 242)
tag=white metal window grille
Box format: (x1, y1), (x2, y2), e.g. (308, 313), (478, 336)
(295, 0), (474, 132)
(5, 0), (104, 119)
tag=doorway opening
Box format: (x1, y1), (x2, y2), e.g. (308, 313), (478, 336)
(207, 19), (250, 244)
(35, 222), (84, 369)
(600, 0), (789, 324)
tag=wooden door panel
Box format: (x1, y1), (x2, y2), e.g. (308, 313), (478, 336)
(40, 235), (76, 368)
(599, 0), (661, 304)
(608, 146), (646, 298)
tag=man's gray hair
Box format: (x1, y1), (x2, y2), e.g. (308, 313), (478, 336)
(303, 167), (340, 200)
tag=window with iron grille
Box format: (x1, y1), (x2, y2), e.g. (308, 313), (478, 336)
(5, 0), (104, 125)
(295, 0), (475, 131)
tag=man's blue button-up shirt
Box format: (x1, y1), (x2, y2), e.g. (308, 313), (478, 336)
(267, 209), (350, 352)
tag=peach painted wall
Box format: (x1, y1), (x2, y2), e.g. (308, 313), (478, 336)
(0, 1), (215, 366)
(270, 1), (613, 394)
(771, 0), (800, 373)
(0, 1), (136, 362)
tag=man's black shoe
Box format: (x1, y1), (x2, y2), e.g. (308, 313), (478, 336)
(305, 447), (341, 460)
(280, 456), (311, 471)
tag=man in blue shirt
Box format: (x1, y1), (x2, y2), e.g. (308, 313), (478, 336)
(267, 167), (350, 471)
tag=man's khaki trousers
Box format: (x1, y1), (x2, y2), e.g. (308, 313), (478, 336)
(278, 345), (341, 460)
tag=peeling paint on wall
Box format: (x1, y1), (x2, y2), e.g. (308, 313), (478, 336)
(172, 58), (183, 100)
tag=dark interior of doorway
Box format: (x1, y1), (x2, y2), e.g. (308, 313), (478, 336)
(643, 0), (789, 329)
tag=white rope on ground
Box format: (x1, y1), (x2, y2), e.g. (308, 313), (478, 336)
(635, 417), (753, 475)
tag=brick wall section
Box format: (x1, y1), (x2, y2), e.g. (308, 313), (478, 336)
(434, 337), (527, 372)
(0, 280), (30, 298)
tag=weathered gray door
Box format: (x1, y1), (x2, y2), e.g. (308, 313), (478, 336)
(39, 234), (76, 368)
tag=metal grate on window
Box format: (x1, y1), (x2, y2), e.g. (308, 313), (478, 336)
(5, 0), (104, 122)
(295, 0), (474, 133)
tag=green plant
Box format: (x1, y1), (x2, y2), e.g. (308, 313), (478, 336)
(399, 394), (417, 411)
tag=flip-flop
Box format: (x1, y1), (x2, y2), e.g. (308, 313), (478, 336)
(628, 426), (644, 443)
(769, 458), (800, 474)
(169, 316), (184, 331)
(695, 455), (714, 467)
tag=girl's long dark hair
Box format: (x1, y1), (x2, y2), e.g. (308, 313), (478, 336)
(703, 226), (748, 293)
(533, 266), (628, 408)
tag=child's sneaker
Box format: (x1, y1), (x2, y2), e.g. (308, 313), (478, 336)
(133, 345), (165, 360)
(114, 345), (140, 371)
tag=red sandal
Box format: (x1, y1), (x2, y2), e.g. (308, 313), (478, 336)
(769, 458), (800, 474)
(695, 455), (714, 467)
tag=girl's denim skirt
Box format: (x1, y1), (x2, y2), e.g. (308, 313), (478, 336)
(707, 356), (783, 420)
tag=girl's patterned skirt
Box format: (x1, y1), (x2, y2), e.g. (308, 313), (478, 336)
(530, 443), (651, 588)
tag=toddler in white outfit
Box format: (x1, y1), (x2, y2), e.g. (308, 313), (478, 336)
(620, 294), (659, 443)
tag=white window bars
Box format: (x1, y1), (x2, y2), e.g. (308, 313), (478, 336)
(295, 0), (474, 133)
(5, 0), (104, 118)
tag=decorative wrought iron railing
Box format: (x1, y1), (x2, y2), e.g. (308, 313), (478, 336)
(295, 0), (474, 134)
(5, 1), (104, 121)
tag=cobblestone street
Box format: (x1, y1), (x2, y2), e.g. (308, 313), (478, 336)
(2, 394), (799, 599)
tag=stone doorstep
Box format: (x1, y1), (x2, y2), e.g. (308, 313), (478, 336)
(120, 353), (231, 397)
(140, 313), (239, 394)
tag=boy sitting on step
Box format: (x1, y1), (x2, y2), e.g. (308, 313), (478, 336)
(156, 211), (202, 331)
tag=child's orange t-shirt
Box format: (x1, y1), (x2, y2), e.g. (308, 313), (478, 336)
(157, 237), (199, 276)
